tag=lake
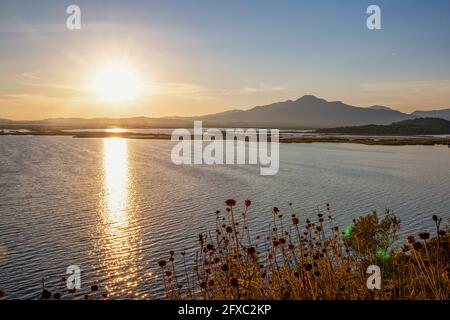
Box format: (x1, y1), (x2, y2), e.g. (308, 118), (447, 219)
(0, 136), (449, 299)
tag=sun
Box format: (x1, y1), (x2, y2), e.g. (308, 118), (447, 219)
(91, 64), (142, 103)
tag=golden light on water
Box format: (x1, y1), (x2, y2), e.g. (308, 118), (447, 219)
(104, 138), (129, 227)
(106, 128), (128, 133)
(96, 138), (142, 298)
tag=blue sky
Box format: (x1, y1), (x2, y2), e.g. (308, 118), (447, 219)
(1, 0), (450, 119)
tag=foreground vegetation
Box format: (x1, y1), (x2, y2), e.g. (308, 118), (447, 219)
(1, 201), (448, 300)
(279, 136), (450, 146)
(316, 117), (450, 135)
(157, 200), (449, 300)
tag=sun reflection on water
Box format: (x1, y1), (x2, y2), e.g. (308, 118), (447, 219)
(105, 128), (128, 133)
(104, 138), (129, 228)
(96, 138), (143, 298)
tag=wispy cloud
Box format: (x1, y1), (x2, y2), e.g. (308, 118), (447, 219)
(14, 72), (44, 81)
(20, 82), (88, 93)
(359, 80), (450, 109)
(361, 80), (450, 92)
(0, 18), (64, 40)
(151, 82), (286, 100)
(221, 84), (286, 95)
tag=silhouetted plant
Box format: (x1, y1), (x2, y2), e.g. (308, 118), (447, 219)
(156, 200), (449, 300)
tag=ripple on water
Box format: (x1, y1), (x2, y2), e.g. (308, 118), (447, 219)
(0, 137), (449, 298)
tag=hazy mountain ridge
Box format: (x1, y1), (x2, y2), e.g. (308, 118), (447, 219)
(368, 105), (395, 111)
(412, 109), (450, 121)
(1, 95), (450, 129)
(0, 116), (192, 129)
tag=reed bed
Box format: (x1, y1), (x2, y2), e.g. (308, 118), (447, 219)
(157, 200), (449, 300)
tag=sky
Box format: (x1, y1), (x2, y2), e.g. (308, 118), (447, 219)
(1, 0), (450, 120)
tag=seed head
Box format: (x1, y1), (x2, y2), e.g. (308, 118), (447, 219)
(158, 260), (167, 268)
(418, 232), (430, 240)
(41, 288), (52, 300)
(225, 199), (236, 206)
(230, 278), (239, 287)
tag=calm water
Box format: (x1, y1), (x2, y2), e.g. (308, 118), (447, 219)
(0, 136), (449, 299)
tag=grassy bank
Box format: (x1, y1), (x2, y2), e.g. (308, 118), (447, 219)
(156, 201), (449, 300)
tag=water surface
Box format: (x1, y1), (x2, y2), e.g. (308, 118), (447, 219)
(0, 136), (449, 299)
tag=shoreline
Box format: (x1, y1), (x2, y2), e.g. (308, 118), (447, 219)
(1, 130), (450, 146)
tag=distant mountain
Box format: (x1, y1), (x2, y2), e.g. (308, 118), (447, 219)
(0, 116), (192, 129)
(190, 95), (412, 128)
(368, 105), (395, 111)
(317, 118), (450, 135)
(2, 95), (449, 130)
(412, 109), (450, 121)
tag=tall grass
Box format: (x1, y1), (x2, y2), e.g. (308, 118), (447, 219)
(157, 200), (449, 300)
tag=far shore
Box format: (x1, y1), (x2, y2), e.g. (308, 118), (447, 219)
(1, 129), (450, 146)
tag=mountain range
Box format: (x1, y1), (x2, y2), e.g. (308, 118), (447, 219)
(1, 95), (449, 129)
